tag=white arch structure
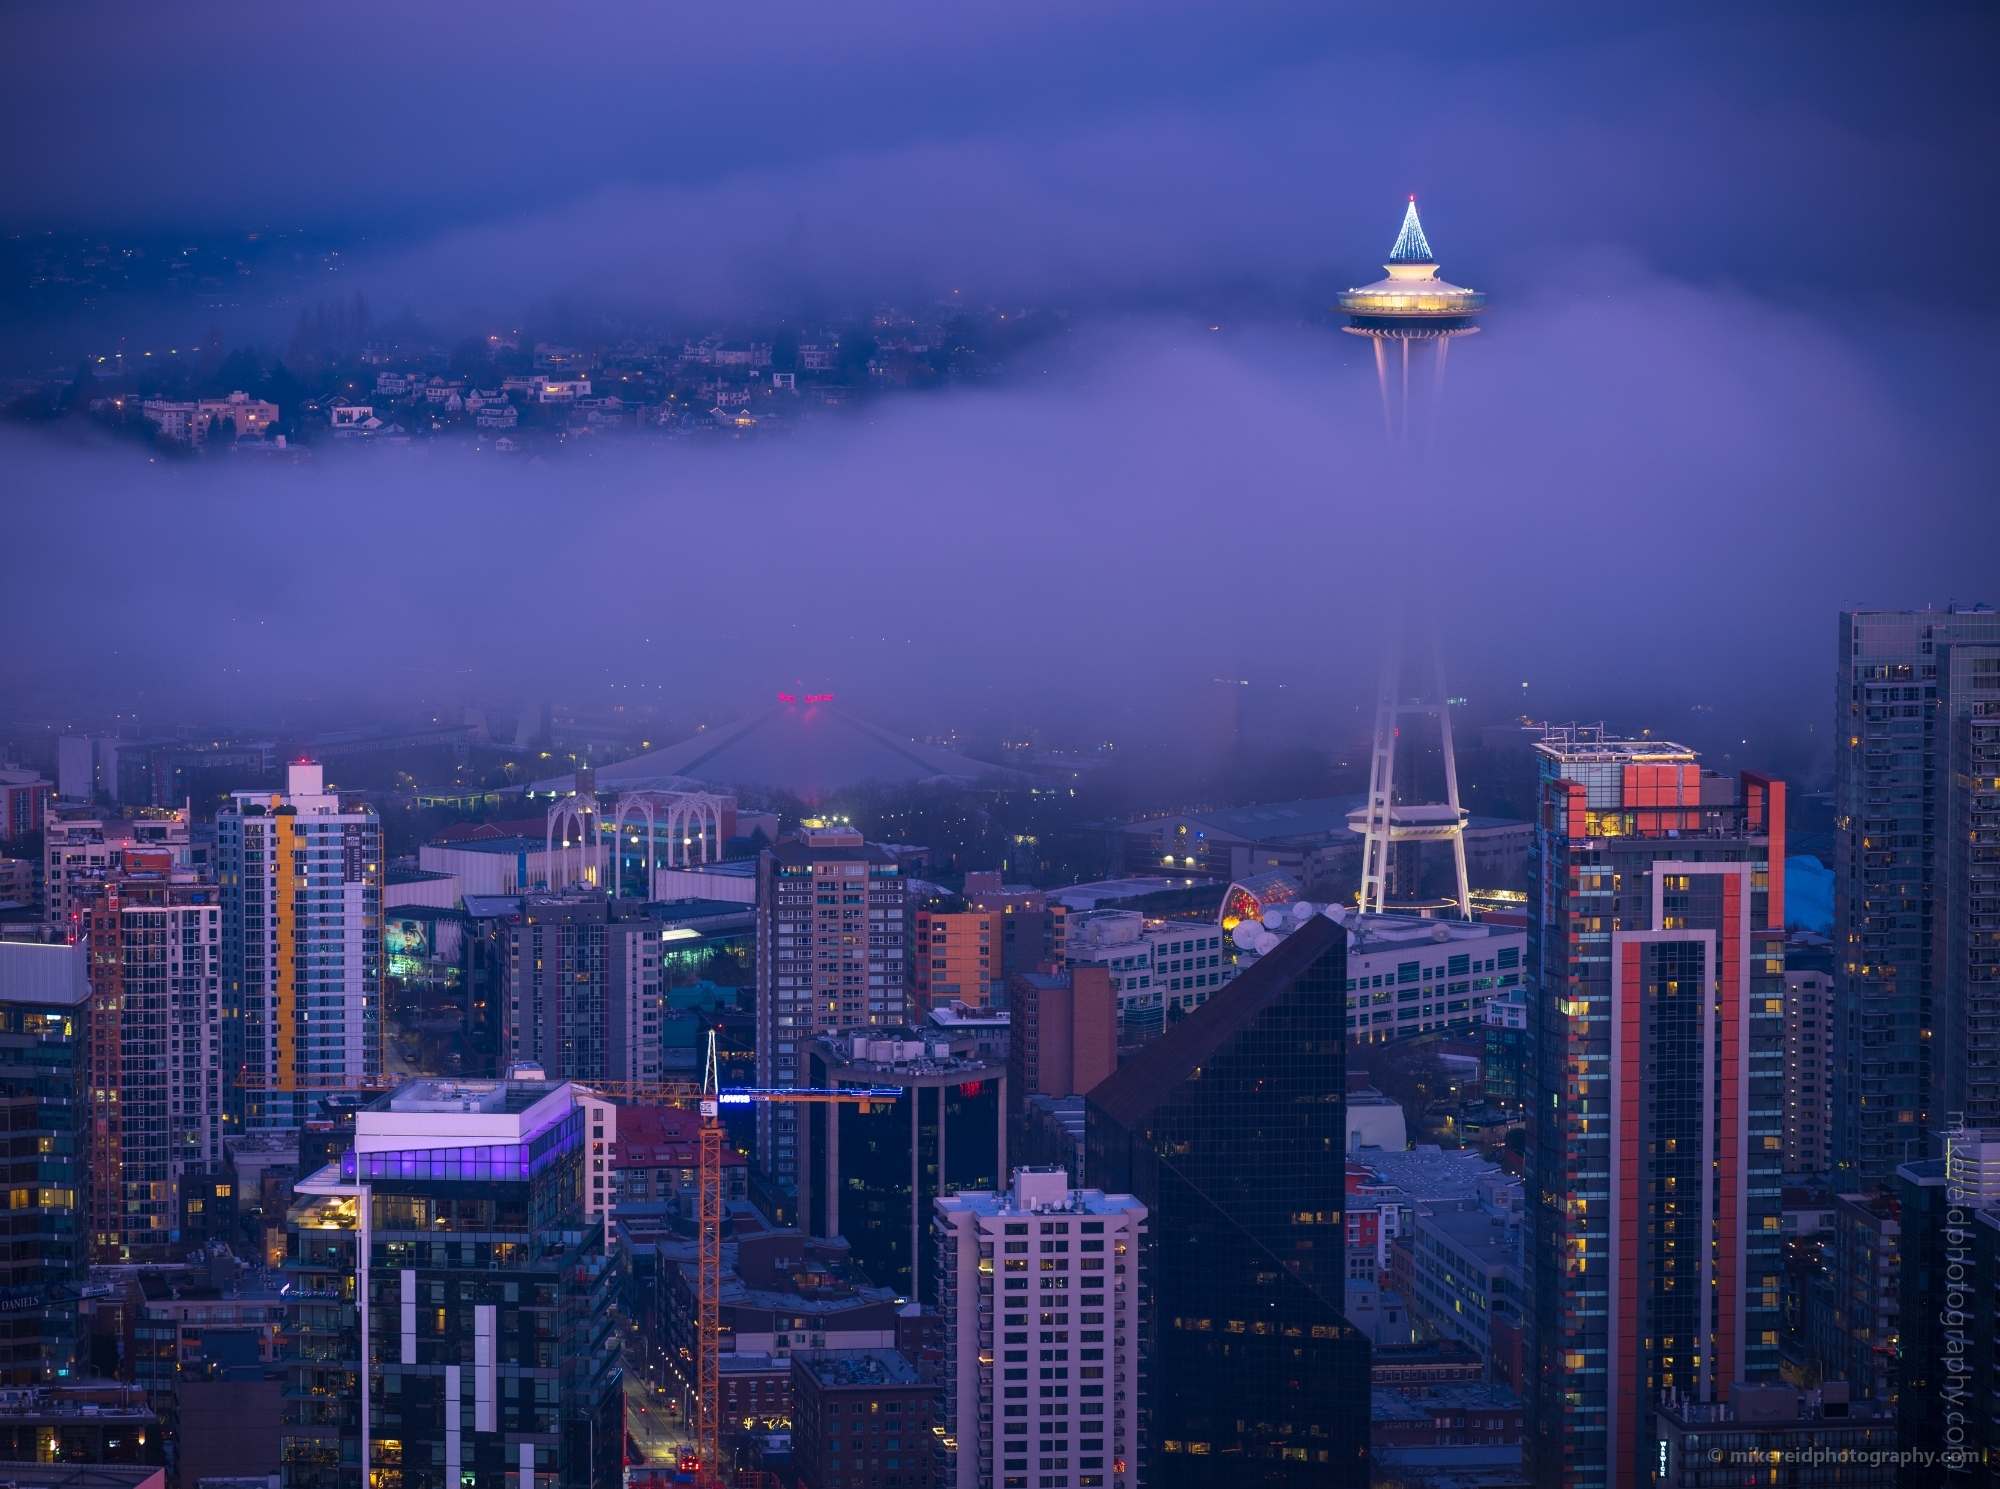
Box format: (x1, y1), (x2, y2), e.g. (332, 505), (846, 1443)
(546, 795), (601, 891)
(606, 790), (728, 898)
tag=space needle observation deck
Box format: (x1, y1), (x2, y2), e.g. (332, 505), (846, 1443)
(1337, 197), (1486, 336)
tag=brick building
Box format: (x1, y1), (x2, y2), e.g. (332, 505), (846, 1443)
(790, 1348), (939, 1489)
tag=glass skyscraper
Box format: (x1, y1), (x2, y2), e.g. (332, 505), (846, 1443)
(1085, 912), (1368, 1488)
(804, 1038), (1005, 1304)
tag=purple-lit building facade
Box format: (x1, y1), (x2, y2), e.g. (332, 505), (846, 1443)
(282, 1079), (620, 1489)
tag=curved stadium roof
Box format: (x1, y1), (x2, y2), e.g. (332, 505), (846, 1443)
(532, 699), (1025, 803)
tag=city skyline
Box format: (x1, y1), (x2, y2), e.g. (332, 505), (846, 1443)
(2, 6), (1997, 1489)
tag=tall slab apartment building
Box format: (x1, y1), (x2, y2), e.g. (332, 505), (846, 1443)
(218, 762), (383, 1129)
(77, 877), (224, 1260)
(494, 892), (666, 1084)
(1833, 605), (2000, 1184)
(755, 828), (910, 1184)
(1523, 727), (1786, 1489)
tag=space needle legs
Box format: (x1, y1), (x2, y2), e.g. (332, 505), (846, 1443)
(1400, 339), (1412, 444)
(1373, 338), (1392, 437)
(1359, 650), (1399, 917)
(1434, 664), (1472, 918)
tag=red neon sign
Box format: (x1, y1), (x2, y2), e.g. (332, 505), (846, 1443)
(805, 693), (834, 703)
(777, 693), (796, 703)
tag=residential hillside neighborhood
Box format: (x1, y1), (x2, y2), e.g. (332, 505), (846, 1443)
(9, 296), (1070, 455)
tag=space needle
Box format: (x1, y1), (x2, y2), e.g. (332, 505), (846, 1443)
(1337, 198), (1486, 917)
(1339, 196), (1485, 435)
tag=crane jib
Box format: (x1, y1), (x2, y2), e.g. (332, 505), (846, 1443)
(715, 1086), (904, 1103)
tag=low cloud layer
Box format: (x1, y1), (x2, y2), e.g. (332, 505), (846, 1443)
(5, 265), (1986, 779)
(3, 1), (1993, 789)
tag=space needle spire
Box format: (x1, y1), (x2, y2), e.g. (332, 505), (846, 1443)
(1389, 197), (1434, 263)
(1335, 198), (1486, 918)
(1337, 196), (1485, 438)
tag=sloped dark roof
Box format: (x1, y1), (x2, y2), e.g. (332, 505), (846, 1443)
(536, 701), (1033, 803)
(1084, 911), (1343, 1129)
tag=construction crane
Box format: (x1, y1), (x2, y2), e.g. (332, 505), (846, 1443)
(698, 1037), (723, 1489)
(579, 1043), (901, 1488)
(247, 1050), (900, 1489)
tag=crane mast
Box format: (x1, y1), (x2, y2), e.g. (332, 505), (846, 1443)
(585, 1047), (902, 1488)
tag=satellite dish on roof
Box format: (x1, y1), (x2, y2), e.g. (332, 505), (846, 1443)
(1233, 923), (1262, 950)
(1290, 901), (1315, 922)
(1431, 923), (1452, 942)
(1261, 912), (1286, 931)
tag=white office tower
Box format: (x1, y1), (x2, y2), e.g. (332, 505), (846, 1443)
(219, 761), (383, 1129)
(936, 1168), (1146, 1489)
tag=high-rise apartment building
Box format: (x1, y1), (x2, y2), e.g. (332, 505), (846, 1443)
(1523, 727), (1786, 1489)
(756, 830), (910, 1183)
(43, 812), (196, 928)
(1833, 605), (2000, 1182)
(495, 893), (663, 1083)
(1939, 629), (2000, 1137)
(218, 763), (382, 1129)
(283, 1078), (621, 1489)
(0, 943), (90, 1383)
(77, 877), (224, 1260)
(1782, 969), (1833, 1174)
(1085, 912), (1369, 1487)
(935, 1168), (1147, 1489)
(1805, 1191), (1900, 1407)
